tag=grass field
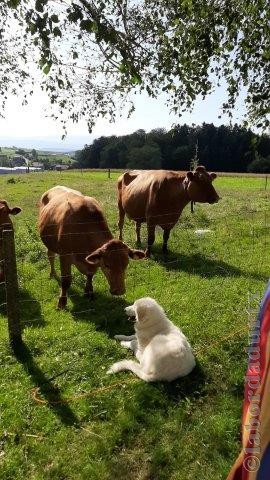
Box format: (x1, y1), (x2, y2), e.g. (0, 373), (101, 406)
(0, 171), (269, 480)
(0, 147), (71, 164)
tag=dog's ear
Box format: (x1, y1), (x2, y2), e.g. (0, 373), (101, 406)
(136, 303), (148, 322)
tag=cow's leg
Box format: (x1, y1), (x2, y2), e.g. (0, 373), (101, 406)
(162, 228), (171, 254)
(48, 250), (57, 278)
(118, 202), (125, 241)
(135, 222), (142, 246)
(145, 224), (156, 257)
(58, 255), (72, 309)
(84, 274), (94, 298)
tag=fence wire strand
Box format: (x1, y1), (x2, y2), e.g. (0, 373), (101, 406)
(0, 208), (269, 326)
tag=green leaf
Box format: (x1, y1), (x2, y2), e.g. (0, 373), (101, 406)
(53, 27), (62, 37)
(7, 0), (21, 8)
(57, 79), (64, 88)
(119, 62), (129, 74)
(35, 0), (45, 13)
(131, 73), (142, 85)
(43, 64), (51, 74)
(39, 56), (46, 68)
(80, 19), (93, 32)
(51, 14), (59, 23)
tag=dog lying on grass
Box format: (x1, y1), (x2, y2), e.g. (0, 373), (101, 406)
(107, 297), (195, 382)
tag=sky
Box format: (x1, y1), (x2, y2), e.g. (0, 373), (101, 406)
(0, 84), (246, 152)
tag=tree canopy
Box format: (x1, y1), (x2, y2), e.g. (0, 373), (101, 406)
(1, 1), (270, 131)
(74, 123), (270, 172)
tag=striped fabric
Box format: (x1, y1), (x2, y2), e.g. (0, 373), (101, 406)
(227, 281), (270, 480)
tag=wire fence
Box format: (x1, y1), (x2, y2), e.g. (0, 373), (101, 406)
(0, 205), (269, 348)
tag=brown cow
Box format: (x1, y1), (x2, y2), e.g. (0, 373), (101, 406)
(117, 166), (220, 256)
(39, 186), (145, 308)
(0, 200), (22, 282)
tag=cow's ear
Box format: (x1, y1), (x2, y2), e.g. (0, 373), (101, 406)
(9, 207), (22, 215)
(128, 248), (146, 260)
(85, 248), (103, 266)
(187, 171), (194, 180)
(210, 172), (217, 181)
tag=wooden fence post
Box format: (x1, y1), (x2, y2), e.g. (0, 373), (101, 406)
(108, 168), (111, 179)
(2, 227), (22, 349)
(265, 175), (268, 191)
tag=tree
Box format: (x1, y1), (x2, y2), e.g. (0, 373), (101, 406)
(0, 156), (10, 167)
(15, 148), (26, 156)
(31, 149), (37, 159)
(171, 145), (194, 170)
(39, 157), (51, 170)
(1, 1), (270, 132)
(247, 156), (270, 173)
(127, 143), (162, 169)
(75, 137), (110, 168)
(76, 123), (270, 172)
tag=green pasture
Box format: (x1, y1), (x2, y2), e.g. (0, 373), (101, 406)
(0, 148), (17, 156)
(0, 171), (269, 480)
(0, 146), (71, 164)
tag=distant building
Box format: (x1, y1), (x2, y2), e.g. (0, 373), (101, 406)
(53, 164), (69, 171)
(0, 166), (42, 175)
(0, 167), (14, 175)
(32, 162), (44, 169)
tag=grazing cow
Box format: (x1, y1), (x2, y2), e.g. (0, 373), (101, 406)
(0, 200), (22, 282)
(39, 186), (145, 308)
(117, 166), (220, 256)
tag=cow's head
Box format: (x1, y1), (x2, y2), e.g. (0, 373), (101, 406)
(0, 200), (21, 235)
(0, 201), (21, 278)
(85, 239), (145, 295)
(184, 166), (220, 204)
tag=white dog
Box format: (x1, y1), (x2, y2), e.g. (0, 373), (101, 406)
(107, 297), (196, 382)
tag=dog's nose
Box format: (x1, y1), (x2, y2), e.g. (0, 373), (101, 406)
(125, 306), (135, 317)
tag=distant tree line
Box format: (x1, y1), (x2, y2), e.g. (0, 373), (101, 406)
(74, 124), (270, 173)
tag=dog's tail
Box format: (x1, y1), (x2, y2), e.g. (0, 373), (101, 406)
(107, 360), (155, 382)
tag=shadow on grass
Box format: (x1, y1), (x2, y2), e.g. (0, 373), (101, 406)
(14, 341), (79, 427)
(103, 362), (208, 480)
(68, 290), (131, 338)
(0, 286), (45, 330)
(156, 360), (207, 401)
(154, 251), (267, 281)
(19, 290), (45, 329)
(132, 360), (207, 404)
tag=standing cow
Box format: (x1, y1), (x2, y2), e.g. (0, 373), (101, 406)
(39, 186), (145, 308)
(117, 166), (220, 256)
(0, 200), (21, 282)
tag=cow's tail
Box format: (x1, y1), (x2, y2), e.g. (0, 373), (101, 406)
(107, 360), (155, 382)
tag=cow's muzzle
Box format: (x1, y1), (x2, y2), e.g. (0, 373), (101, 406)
(210, 196), (220, 204)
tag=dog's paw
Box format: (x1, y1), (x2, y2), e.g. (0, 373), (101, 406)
(106, 364), (117, 375)
(114, 335), (123, 340)
(120, 341), (130, 348)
